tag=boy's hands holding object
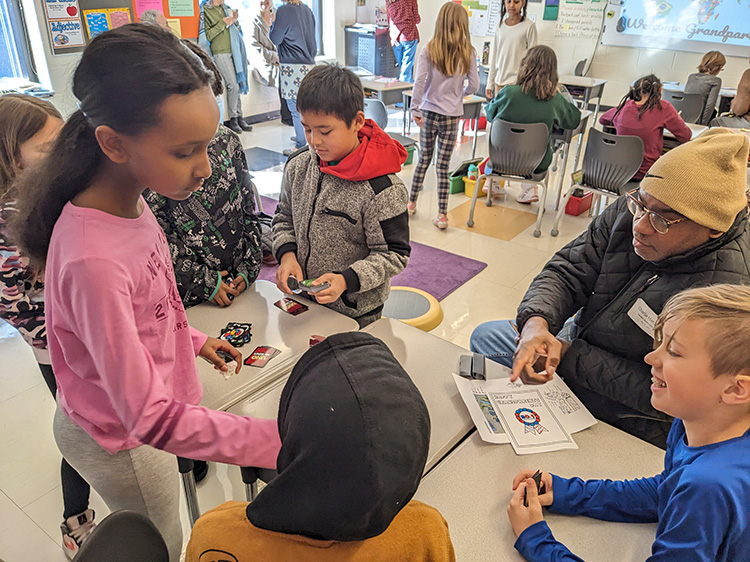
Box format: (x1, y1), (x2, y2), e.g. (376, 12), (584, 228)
(213, 270), (239, 307)
(306, 273), (347, 305)
(199, 336), (242, 377)
(507, 469), (554, 538)
(276, 254), (303, 294)
(286, 276), (330, 295)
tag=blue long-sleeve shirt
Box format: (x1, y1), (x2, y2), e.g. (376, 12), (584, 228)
(515, 419), (750, 562)
(269, 2), (316, 65)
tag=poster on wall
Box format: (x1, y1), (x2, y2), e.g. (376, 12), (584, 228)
(44, 0), (81, 20)
(83, 9), (111, 38)
(48, 18), (86, 49)
(134, 0), (163, 17)
(168, 0), (195, 17)
(107, 8), (132, 28)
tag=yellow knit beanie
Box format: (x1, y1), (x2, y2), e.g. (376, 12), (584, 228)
(640, 128), (749, 232)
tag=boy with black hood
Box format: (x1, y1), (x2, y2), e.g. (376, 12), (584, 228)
(272, 64), (411, 328)
(185, 332), (455, 561)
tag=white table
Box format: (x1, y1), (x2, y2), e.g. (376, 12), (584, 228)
(187, 280), (358, 411)
(415, 425), (664, 561)
(229, 317), (493, 473)
(360, 76), (414, 106)
(663, 122), (707, 141)
(560, 75), (607, 124)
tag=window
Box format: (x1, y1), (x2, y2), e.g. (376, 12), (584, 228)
(302, 0), (323, 56)
(0, 0), (37, 81)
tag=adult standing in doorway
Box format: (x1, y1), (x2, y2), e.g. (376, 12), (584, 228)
(386, 0), (420, 83)
(271, 0), (316, 156)
(199, 0), (253, 134)
(711, 52), (750, 127)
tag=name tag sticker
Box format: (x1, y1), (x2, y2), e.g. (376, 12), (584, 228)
(628, 298), (657, 336)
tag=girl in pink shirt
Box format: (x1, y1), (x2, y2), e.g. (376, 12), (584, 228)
(600, 74), (691, 181)
(10, 24), (281, 561)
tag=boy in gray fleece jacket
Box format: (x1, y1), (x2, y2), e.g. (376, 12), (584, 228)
(272, 64), (410, 327)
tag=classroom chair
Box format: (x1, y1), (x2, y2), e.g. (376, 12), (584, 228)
(72, 510), (168, 562)
(363, 98), (419, 160)
(468, 119), (550, 237)
(551, 129), (644, 237)
(178, 457), (276, 527)
(662, 90), (703, 124)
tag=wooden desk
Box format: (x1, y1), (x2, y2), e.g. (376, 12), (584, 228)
(359, 76), (413, 106)
(559, 75), (607, 124)
(415, 426), (663, 561)
(401, 91), (485, 159)
(187, 280), (358, 411)
(229, 317), (489, 474)
(551, 109), (592, 209)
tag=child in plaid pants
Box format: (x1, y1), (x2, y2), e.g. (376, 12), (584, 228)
(407, 2), (479, 229)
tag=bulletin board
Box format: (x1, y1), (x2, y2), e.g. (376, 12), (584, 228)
(45, 0), (203, 54)
(78, 0), (201, 37)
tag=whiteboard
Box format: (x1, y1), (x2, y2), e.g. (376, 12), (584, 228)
(601, 0), (750, 57)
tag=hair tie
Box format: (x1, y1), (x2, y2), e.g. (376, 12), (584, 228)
(76, 101), (89, 120)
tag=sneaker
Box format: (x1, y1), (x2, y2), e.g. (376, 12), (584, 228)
(61, 509), (96, 560)
(433, 215), (448, 229)
(482, 180), (507, 198)
(237, 117), (253, 132)
(282, 148), (296, 157)
(262, 250), (278, 266)
(516, 185), (539, 204)
(407, 202), (417, 215)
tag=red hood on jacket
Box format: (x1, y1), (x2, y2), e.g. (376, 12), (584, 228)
(319, 119), (407, 182)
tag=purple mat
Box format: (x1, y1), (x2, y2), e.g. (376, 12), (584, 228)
(257, 196), (487, 301)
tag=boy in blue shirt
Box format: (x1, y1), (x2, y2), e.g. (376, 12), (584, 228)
(507, 283), (750, 562)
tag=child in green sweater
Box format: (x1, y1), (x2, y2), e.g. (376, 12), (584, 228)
(485, 45), (580, 204)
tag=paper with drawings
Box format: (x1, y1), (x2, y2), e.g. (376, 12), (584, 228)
(453, 371), (596, 453)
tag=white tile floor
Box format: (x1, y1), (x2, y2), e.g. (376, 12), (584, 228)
(0, 110), (593, 561)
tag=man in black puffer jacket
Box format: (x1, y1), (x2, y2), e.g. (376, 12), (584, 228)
(471, 128), (750, 448)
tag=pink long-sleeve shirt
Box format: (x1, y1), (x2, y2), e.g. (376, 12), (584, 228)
(599, 99), (692, 180)
(45, 200), (280, 468)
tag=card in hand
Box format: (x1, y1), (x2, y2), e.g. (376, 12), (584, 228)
(523, 470), (546, 507)
(244, 346), (281, 368)
(274, 298), (309, 316)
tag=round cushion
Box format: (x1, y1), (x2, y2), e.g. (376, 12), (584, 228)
(382, 287), (443, 332)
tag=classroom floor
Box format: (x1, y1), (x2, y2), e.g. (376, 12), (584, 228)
(0, 110), (595, 561)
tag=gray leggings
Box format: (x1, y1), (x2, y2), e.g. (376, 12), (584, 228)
(53, 404), (183, 561)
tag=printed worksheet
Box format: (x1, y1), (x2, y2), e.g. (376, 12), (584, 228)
(490, 389), (577, 454)
(453, 371), (596, 451)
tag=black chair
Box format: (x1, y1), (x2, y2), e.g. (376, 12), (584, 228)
(468, 119), (551, 237)
(178, 457), (276, 527)
(551, 129), (644, 236)
(363, 98), (419, 161)
(72, 511), (168, 562)
(662, 90), (703, 124)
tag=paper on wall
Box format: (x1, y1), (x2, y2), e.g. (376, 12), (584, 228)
(453, 371), (596, 453)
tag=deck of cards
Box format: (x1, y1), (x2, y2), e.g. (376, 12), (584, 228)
(220, 322), (252, 347)
(244, 346), (281, 368)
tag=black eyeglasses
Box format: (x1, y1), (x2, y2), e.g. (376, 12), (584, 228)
(626, 190), (689, 235)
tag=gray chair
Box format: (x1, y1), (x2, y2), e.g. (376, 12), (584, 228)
(72, 510), (168, 562)
(662, 90), (703, 124)
(574, 59), (587, 77)
(551, 129), (644, 236)
(468, 119), (551, 238)
(363, 98), (419, 160)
